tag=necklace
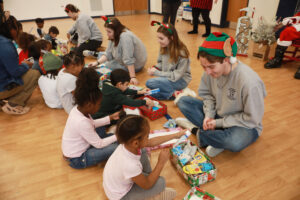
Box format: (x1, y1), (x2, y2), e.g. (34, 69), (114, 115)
(217, 63), (232, 89)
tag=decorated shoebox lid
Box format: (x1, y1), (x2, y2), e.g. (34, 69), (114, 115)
(184, 187), (221, 200)
(170, 141), (216, 187)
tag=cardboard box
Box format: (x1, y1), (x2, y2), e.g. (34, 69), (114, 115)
(170, 141), (216, 187)
(184, 187), (221, 200)
(252, 42), (270, 61)
(138, 96), (167, 120)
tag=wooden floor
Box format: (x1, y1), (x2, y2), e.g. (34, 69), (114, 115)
(0, 14), (300, 200)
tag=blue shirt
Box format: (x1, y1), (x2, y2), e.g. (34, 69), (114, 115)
(0, 35), (29, 92)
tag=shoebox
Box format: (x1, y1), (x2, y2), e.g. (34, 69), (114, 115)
(184, 187), (221, 200)
(170, 141), (216, 187)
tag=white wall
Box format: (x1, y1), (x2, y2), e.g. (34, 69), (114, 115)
(150, 0), (162, 13)
(248, 0), (280, 28)
(4, 0), (114, 21)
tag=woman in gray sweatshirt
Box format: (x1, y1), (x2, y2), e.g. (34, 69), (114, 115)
(146, 22), (191, 100)
(65, 4), (102, 56)
(90, 17), (147, 85)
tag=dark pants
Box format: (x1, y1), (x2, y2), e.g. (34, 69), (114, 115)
(162, 1), (181, 25)
(75, 40), (102, 56)
(192, 7), (211, 34)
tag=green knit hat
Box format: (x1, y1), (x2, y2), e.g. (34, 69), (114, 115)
(199, 32), (238, 63)
(43, 53), (63, 72)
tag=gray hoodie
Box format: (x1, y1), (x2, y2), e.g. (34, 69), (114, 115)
(153, 50), (192, 83)
(198, 61), (267, 135)
(105, 30), (147, 69)
(68, 13), (102, 45)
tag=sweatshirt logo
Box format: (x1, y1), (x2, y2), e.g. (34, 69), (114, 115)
(227, 88), (236, 100)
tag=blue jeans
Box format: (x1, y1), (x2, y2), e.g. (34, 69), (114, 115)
(146, 77), (188, 100)
(105, 60), (144, 73)
(177, 96), (259, 152)
(68, 127), (118, 169)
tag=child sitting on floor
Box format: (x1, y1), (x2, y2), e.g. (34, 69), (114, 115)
(57, 52), (84, 114)
(17, 32), (35, 64)
(44, 26), (59, 50)
(62, 67), (119, 169)
(38, 52), (63, 108)
(103, 115), (186, 200)
(146, 21), (192, 101)
(92, 68), (154, 119)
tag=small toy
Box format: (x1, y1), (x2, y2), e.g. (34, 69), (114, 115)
(173, 130), (192, 147)
(190, 152), (207, 164)
(184, 187), (220, 200)
(26, 57), (34, 63)
(146, 88), (160, 95)
(163, 119), (177, 128)
(183, 163), (214, 175)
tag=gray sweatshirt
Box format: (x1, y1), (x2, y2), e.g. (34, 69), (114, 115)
(105, 30), (147, 69)
(153, 51), (192, 83)
(68, 13), (102, 45)
(198, 61), (266, 135)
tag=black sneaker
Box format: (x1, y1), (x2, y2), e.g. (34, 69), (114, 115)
(202, 33), (210, 37)
(188, 30), (198, 34)
(294, 67), (300, 79)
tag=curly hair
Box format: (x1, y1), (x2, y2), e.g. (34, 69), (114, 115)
(63, 51), (84, 67)
(116, 115), (150, 144)
(74, 67), (101, 107)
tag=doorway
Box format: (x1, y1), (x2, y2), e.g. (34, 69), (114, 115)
(114, 0), (148, 16)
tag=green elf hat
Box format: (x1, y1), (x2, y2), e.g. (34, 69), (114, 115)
(199, 32), (238, 64)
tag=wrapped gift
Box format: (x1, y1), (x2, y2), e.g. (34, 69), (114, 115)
(170, 141), (216, 187)
(138, 96), (167, 120)
(94, 64), (112, 89)
(184, 187), (221, 200)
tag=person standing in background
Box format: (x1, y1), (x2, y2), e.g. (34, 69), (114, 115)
(188, 0), (218, 37)
(162, 0), (181, 26)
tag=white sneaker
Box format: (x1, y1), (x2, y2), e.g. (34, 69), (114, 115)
(174, 87), (196, 105)
(175, 117), (195, 130)
(148, 187), (176, 200)
(206, 145), (224, 157)
(83, 50), (96, 57)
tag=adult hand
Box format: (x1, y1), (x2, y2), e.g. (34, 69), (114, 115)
(109, 111), (120, 121)
(203, 117), (215, 130)
(147, 67), (156, 76)
(145, 99), (154, 108)
(206, 119), (216, 130)
(158, 149), (170, 165)
(130, 77), (139, 85)
(88, 61), (98, 67)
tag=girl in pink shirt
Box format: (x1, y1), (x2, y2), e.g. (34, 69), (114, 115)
(62, 67), (119, 169)
(103, 115), (186, 200)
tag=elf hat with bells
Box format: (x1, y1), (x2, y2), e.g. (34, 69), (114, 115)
(199, 32), (238, 64)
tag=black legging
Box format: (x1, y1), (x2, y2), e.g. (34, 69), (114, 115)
(192, 7), (211, 34)
(74, 39), (102, 56)
(162, 1), (181, 25)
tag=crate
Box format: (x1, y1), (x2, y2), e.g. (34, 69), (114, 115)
(252, 42), (270, 61)
(138, 96), (167, 120)
(170, 141), (216, 187)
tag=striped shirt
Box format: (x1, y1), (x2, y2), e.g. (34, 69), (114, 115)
(190, 0), (213, 10)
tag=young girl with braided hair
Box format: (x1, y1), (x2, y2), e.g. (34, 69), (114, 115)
(146, 21), (192, 101)
(61, 67), (119, 169)
(103, 115), (186, 200)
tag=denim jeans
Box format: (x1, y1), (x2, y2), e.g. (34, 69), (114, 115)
(121, 149), (165, 200)
(105, 60), (144, 73)
(177, 96), (259, 152)
(68, 127), (118, 169)
(146, 77), (188, 100)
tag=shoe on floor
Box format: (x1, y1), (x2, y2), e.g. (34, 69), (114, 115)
(148, 187), (176, 200)
(1, 102), (30, 115)
(188, 30), (198, 34)
(294, 67), (300, 79)
(83, 50), (98, 57)
(175, 117), (195, 130)
(202, 33), (210, 37)
(206, 145), (224, 157)
(174, 87), (196, 105)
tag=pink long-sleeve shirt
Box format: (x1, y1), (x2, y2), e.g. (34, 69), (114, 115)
(62, 106), (117, 158)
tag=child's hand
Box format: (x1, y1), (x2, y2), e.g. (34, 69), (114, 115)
(22, 60), (33, 68)
(109, 111), (120, 121)
(145, 99), (154, 108)
(138, 88), (150, 95)
(158, 149), (170, 166)
(147, 67), (156, 76)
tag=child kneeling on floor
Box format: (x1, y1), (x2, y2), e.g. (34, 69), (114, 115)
(103, 115), (186, 200)
(62, 67), (119, 169)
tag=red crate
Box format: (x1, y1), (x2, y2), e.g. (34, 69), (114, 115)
(123, 96), (167, 120)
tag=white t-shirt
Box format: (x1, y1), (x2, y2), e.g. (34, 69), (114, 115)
(38, 75), (62, 109)
(103, 144), (142, 200)
(56, 69), (77, 114)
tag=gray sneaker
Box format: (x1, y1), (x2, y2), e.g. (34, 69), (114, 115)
(175, 117), (195, 130)
(206, 145), (224, 157)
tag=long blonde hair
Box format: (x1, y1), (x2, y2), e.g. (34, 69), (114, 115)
(157, 24), (189, 63)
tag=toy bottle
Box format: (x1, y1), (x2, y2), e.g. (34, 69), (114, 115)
(173, 130), (192, 147)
